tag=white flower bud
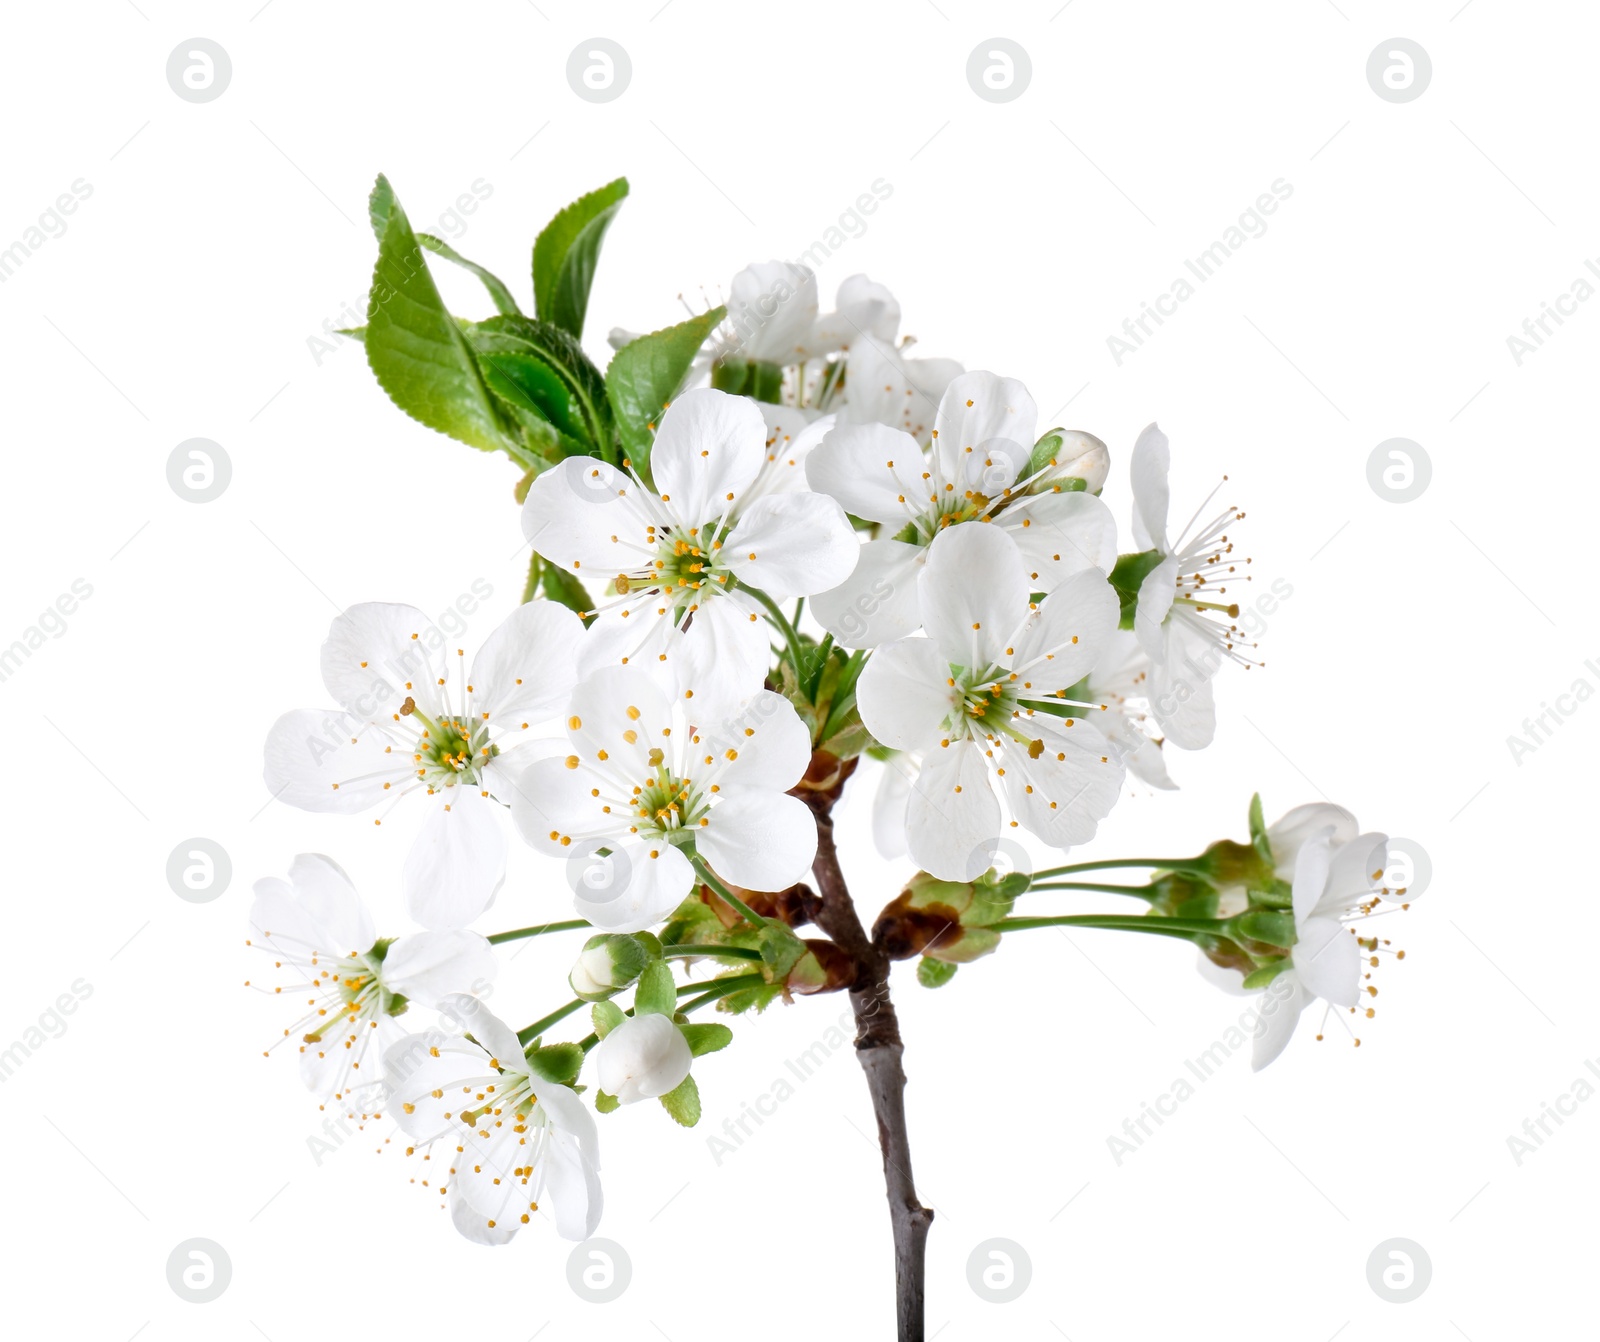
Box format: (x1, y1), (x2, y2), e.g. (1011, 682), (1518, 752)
(594, 1014), (692, 1104)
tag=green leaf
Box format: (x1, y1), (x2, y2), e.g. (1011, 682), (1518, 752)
(364, 175), (516, 457)
(679, 1023), (732, 1057)
(367, 174), (396, 239)
(658, 1073), (701, 1127)
(917, 957), (959, 988)
(526, 1043), (584, 1084)
(416, 232), (522, 316)
(536, 559), (596, 624)
(605, 307), (724, 482)
(591, 1000), (626, 1039)
(533, 177), (629, 338)
(463, 315), (611, 455)
(635, 961), (677, 1017)
(595, 1089), (620, 1114)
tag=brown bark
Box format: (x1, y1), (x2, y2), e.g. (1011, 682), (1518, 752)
(799, 773), (934, 1341)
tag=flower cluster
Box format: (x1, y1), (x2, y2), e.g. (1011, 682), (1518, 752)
(248, 173), (1413, 1273)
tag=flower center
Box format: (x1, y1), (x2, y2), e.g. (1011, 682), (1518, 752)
(617, 524), (735, 614)
(402, 699), (494, 788)
(631, 765), (709, 840)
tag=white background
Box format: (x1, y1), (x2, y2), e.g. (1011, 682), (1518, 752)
(1, 2), (1591, 1338)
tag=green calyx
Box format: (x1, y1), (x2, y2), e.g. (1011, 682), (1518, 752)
(1108, 549), (1166, 629)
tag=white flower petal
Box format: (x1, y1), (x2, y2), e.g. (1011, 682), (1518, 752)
(651, 387), (766, 523)
(1291, 915), (1360, 1008)
(1289, 832), (1335, 926)
(697, 790), (818, 892)
(470, 601), (584, 725)
(724, 261), (820, 364)
(810, 539), (924, 648)
(918, 522), (1028, 669)
(804, 421), (929, 525)
(568, 664), (674, 776)
(1133, 556), (1179, 659)
(725, 491), (858, 600)
(404, 794), (507, 930)
(286, 853), (374, 953)
(321, 602), (445, 718)
(509, 753), (611, 858)
(1003, 714), (1125, 849)
(872, 755), (914, 860)
(697, 690), (813, 793)
(675, 591), (773, 718)
(1129, 422), (1171, 552)
(263, 708), (410, 814)
(1008, 566), (1120, 689)
(1146, 642), (1217, 751)
(521, 455), (643, 574)
(998, 491), (1119, 591)
(540, 1125), (604, 1241)
(1250, 972), (1307, 1071)
(575, 839), (694, 932)
(856, 637), (956, 752)
(1268, 804), (1359, 879)
(382, 930), (499, 1008)
(932, 371), (1037, 491)
(904, 740), (1001, 881)
(840, 333), (959, 443)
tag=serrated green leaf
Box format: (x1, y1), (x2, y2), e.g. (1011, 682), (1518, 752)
(595, 1089), (620, 1114)
(533, 177), (629, 338)
(364, 174), (516, 457)
(368, 174), (396, 239)
(415, 233), (522, 316)
(917, 957), (959, 988)
(605, 307), (723, 484)
(659, 1073), (701, 1127)
(680, 1023), (732, 1057)
(463, 314), (611, 455)
(591, 1000), (626, 1039)
(526, 1044), (584, 1084)
(635, 961), (677, 1017)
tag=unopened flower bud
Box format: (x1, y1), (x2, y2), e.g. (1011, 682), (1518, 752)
(569, 933), (651, 1001)
(594, 1013), (692, 1103)
(1025, 429), (1110, 495)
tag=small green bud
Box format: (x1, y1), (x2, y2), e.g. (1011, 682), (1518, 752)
(917, 958), (959, 988)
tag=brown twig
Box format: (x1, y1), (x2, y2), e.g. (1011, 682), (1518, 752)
(799, 759), (934, 1341)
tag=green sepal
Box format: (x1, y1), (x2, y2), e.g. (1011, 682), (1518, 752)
(1108, 549), (1166, 629)
(1232, 911), (1297, 949)
(1248, 792), (1273, 862)
(415, 232), (522, 316)
(532, 177), (629, 338)
(635, 961), (677, 1017)
(606, 307), (724, 485)
(595, 1089), (620, 1114)
(680, 1023), (733, 1057)
(710, 358), (784, 402)
(525, 1043), (584, 1084)
(659, 1073), (701, 1127)
(917, 958), (959, 988)
(1248, 877), (1295, 910)
(591, 1000), (627, 1038)
(1241, 960), (1292, 990)
(1023, 429), (1091, 488)
(756, 922), (808, 982)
